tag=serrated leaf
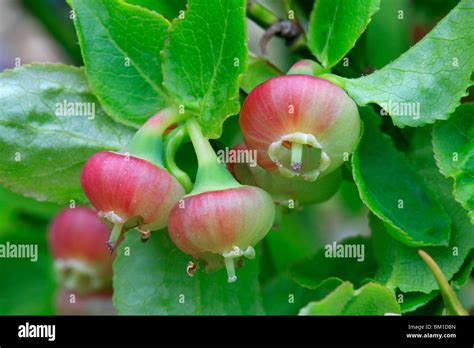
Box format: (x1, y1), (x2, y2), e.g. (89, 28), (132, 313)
(299, 282), (400, 315)
(371, 210), (473, 295)
(240, 56), (281, 94)
(404, 254), (473, 314)
(399, 291), (439, 314)
(162, 0), (247, 138)
(433, 103), (474, 224)
(418, 249), (468, 315)
(113, 231), (264, 315)
(344, 0), (474, 127)
(370, 128), (474, 295)
(307, 0), (380, 68)
(69, 0), (172, 127)
(452, 251), (474, 289)
(125, 0), (187, 19)
(0, 64), (134, 204)
(289, 236), (376, 289)
(352, 107), (451, 247)
(262, 275), (340, 315)
(409, 295), (445, 315)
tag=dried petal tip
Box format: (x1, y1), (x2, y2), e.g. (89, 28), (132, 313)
(243, 246), (256, 259)
(186, 261), (198, 277)
(137, 228), (151, 242)
(106, 222), (123, 253)
(106, 241), (114, 253)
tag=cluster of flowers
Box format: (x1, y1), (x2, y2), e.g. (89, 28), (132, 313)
(67, 60), (361, 283)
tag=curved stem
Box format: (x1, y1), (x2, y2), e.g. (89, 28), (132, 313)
(164, 125), (193, 193)
(418, 249), (468, 316)
(247, 1), (308, 55)
(186, 118), (218, 167)
(317, 73), (347, 89)
(185, 118), (240, 195)
(126, 107), (190, 167)
(260, 20), (304, 55)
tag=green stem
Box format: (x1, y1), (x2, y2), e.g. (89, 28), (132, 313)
(246, 0), (279, 28)
(287, 59), (330, 76)
(125, 107), (189, 167)
(164, 125), (193, 193)
(185, 118), (240, 196)
(185, 118), (217, 167)
(317, 73), (347, 89)
(418, 249), (468, 316)
(107, 222), (123, 252)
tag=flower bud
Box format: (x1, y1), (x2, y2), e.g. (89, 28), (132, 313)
(240, 75), (360, 181)
(48, 207), (115, 293)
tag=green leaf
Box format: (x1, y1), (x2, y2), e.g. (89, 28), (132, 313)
(265, 209), (322, 274)
(289, 236), (376, 289)
(299, 282), (401, 315)
(0, 64), (134, 204)
(353, 108), (451, 246)
(399, 291), (439, 313)
(433, 103), (474, 224)
(0, 185), (60, 220)
(452, 251), (474, 289)
(307, 0), (380, 68)
(344, 0), (474, 127)
(125, 0), (187, 19)
(397, 242), (473, 314)
(240, 56), (281, 94)
(69, 0), (172, 127)
(162, 0), (247, 138)
(299, 282), (354, 315)
(408, 295), (445, 315)
(371, 210), (473, 294)
(418, 249), (468, 315)
(113, 231), (264, 315)
(370, 129), (474, 295)
(262, 275), (340, 315)
(400, 253), (472, 314)
(0, 221), (55, 315)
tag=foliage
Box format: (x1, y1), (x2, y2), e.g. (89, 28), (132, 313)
(0, 0), (472, 316)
